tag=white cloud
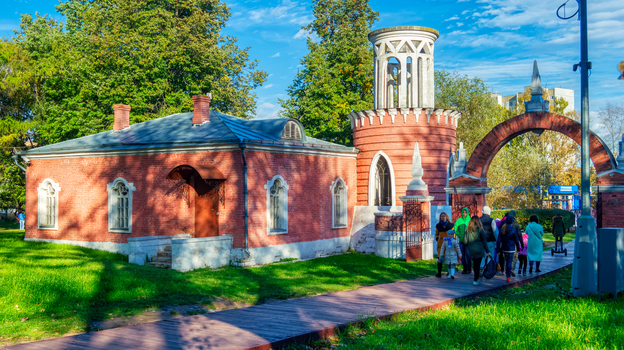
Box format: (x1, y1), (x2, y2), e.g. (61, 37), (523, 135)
(271, 52), (281, 57)
(445, 16), (460, 21)
(231, 0), (313, 28)
(293, 29), (308, 39)
(263, 84), (274, 89)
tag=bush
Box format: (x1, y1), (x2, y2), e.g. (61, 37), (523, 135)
(491, 209), (575, 233)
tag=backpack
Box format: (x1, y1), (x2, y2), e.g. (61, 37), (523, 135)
(482, 256), (496, 279)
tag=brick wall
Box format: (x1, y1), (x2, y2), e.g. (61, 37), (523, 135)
(353, 108), (456, 206)
(25, 149), (357, 250)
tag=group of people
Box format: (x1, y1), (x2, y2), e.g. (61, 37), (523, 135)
(434, 206), (546, 285)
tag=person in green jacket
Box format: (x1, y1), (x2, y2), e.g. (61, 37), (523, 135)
(454, 207), (471, 274)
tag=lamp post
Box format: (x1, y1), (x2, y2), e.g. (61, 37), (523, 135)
(558, 0), (597, 296)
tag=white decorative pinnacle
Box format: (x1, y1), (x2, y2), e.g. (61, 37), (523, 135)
(443, 110), (451, 124)
(399, 108), (409, 123)
(452, 141), (467, 177)
(357, 111), (366, 127)
(525, 60), (550, 113)
(407, 142), (428, 191)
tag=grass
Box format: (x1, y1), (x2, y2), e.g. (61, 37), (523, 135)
(543, 231), (576, 244)
(0, 223), (437, 345)
(284, 268), (624, 350)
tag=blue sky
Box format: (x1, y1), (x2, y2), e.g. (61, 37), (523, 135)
(2, 0), (623, 128)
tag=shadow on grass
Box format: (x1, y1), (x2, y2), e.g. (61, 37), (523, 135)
(0, 229), (437, 345)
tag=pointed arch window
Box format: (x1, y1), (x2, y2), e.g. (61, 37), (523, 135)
(375, 157), (392, 206)
(265, 175), (289, 234)
(37, 179), (61, 230)
(331, 177), (348, 228)
(107, 178), (136, 233)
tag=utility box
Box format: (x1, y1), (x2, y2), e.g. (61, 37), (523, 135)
(597, 228), (624, 298)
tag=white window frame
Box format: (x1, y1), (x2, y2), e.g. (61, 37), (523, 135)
(368, 150), (397, 206)
(107, 177), (136, 233)
(264, 175), (289, 235)
(37, 179), (61, 230)
(330, 177), (348, 229)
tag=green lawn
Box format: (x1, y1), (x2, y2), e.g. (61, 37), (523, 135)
(286, 268), (624, 350)
(543, 231), (576, 243)
(0, 223), (436, 345)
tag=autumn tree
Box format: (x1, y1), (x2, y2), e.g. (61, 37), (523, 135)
(279, 0), (378, 145)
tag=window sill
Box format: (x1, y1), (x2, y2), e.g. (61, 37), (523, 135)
(38, 227), (58, 231)
(109, 229), (132, 234)
(268, 230), (288, 235)
(332, 225), (348, 229)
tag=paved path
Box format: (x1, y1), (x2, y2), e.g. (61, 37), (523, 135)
(8, 244), (574, 350)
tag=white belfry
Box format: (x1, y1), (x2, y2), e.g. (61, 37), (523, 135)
(369, 26), (439, 109)
(407, 142), (428, 191)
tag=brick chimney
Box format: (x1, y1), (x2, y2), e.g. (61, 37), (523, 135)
(192, 93), (212, 125)
(112, 104), (131, 132)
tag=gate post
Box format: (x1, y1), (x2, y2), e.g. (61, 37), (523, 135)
(400, 191), (434, 262)
(596, 185), (624, 228)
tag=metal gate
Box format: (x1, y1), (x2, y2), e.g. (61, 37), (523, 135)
(451, 193), (478, 222)
(405, 200), (429, 262)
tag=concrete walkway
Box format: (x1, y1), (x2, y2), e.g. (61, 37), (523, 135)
(8, 243), (574, 350)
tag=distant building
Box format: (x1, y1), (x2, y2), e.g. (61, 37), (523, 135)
(543, 185), (579, 210)
(493, 87), (575, 114)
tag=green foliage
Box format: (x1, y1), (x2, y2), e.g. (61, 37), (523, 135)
(491, 209), (575, 233)
(286, 268), (624, 350)
(434, 70), (507, 155)
(0, 227), (436, 343)
(279, 0), (378, 146)
(9, 0), (267, 145)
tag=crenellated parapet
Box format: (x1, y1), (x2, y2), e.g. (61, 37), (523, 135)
(346, 108), (462, 129)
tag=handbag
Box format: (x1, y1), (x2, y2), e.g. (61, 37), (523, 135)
(482, 256), (496, 279)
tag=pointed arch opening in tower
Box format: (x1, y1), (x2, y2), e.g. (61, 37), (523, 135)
(374, 156), (392, 206)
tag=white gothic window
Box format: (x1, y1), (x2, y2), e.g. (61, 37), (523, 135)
(331, 178), (348, 228)
(37, 179), (61, 230)
(265, 175), (289, 234)
(107, 178), (136, 233)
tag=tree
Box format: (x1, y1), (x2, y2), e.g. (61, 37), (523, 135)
(279, 0), (378, 145)
(597, 102), (624, 155)
(10, 0), (267, 145)
(434, 70), (506, 155)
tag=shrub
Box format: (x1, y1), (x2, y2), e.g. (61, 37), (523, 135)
(491, 209), (575, 233)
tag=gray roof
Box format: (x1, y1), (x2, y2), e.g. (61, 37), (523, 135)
(20, 111), (357, 156)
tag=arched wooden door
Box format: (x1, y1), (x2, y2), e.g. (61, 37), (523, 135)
(167, 165), (226, 238)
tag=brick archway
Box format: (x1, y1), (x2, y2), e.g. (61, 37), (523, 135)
(447, 112), (624, 228)
(467, 112), (616, 183)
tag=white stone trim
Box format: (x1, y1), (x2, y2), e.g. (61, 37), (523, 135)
(230, 236), (350, 267)
(444, 186), (492, 194)
(330, 177), (348, 229)
(37, 178), (61, 230)
(264, 175), (289, 235)
(21, 142), (358, 160)
(107, 177), (136, 233)
(368, 151), (397, 206)
(375, 110), (385, 124)
(24, 238), (130, 255)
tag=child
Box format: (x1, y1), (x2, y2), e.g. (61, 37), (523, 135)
(518, 230), (529, 276)
(439, 230), (462, 279)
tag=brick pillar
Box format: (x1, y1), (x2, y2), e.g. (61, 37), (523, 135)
(445, 187), (491, 221)
(596, 186), (624, 228)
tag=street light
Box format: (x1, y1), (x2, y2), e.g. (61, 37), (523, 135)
(557, 0), (597, 296)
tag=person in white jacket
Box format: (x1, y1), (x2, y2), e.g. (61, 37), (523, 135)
(439, 230), (462, 279)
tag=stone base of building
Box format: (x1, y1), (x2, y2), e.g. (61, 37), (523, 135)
(24, 237), (131, 255)
(231, 236), (350, 267)
(350, 205), (403, 253)
(128, 234), (192, 265)
(172, 235), (233, 272)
